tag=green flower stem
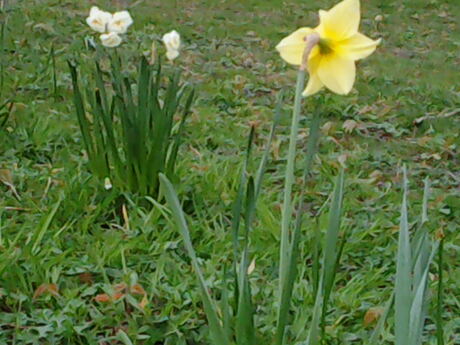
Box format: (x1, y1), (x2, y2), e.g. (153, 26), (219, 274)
(279, 69), (306, 297)
(276, 106), (322, 345)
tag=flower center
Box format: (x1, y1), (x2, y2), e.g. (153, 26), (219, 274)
(318, 38), (333, 55)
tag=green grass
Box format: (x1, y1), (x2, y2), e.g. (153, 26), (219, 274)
(0, 0), (459, 343)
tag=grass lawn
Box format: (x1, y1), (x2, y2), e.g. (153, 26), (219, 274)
(0, 0), (459, 343)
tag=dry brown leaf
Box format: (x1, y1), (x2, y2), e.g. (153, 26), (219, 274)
(33, 283), (59, 299)
(94, 294), (111, 303)
(113, 292), (125, 301)
(79, 272), (93, 284)
(114, 282), (128, 292)
(247, 258), (256, 275)
(343, 119), (358, 134)
(139, 295), (149, 309)
(364, 307), (384, 326)
(130, 284), (146, 296)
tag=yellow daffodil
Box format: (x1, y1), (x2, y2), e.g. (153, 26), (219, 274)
(276, 0), (381, 96)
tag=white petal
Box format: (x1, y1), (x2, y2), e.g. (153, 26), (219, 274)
(108, 11), (133, 34)
(100, 32), (122, 48)
(166, 49), (180, 61)
(86, 8), (112, 33)
(162, 30), (181, 51)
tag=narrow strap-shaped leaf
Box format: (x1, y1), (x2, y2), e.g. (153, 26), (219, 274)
(231, 126), (256, 307)
(95, 89), (123, 178)
(395, 166), (412, 345)
(67, 61), (95, 165)
(436, 238), (445, 345)
(408, 243), (438, 345)
(221, 266), (233, 341)
(159, 174), (231, 345)
(368, 293), (394, 344)
(321, 169), (345, 306)
(166, 88), (195, 176)
(306, 277), (324, 345)
(254, 89), (284, 199)
(236, 178), (256, 345)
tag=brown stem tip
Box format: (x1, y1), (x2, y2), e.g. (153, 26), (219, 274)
(300, 32), (320, 71)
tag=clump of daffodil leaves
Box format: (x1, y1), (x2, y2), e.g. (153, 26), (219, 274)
(276, 0), (381, 96)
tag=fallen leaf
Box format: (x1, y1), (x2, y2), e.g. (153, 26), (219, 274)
(247, 258), (256, 275)
(114, 283), (127, 292)
(79, 272), (93, 284)
(139, 295), (148, 309)
(130, 284), (146, 296)
(364, 307), (384, 326)
(33, 284), (59, 299)
(343, 119), (358, 134)
(94, 294), (111, 303)
(113, 292), (125, 301)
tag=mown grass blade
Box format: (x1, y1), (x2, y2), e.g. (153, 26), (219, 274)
(159, 174), (231, 345)
(0, 20), (5, 98)
(117, 330), (134, 345)
(31, 199), (61, 255)
(50, 44), (57, 98)
(395, 167), (412, 345)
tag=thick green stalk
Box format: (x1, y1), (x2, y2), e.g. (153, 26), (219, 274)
(279, 69), (306, 292)
(275, 109), (322, 345)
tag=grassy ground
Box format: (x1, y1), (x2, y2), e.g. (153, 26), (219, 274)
(1, 0), (459, 344)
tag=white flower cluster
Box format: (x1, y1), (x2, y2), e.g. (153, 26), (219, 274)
(86, 6), (133, 47)
(86, 7), (182, 60)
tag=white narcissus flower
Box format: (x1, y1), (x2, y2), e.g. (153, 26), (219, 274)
(107, 11), (133, 34)
(166, 49), (180, 61)
(162, 30), (181, 61)
(100, 32), (122, 48)
(86, 6), (112, 33)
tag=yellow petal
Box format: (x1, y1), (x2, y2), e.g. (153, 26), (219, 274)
(319, 0), (360, 40)
(317, 54), (356, 95)
(276, 28), (313, 65)
(338, 33), (381, 60)
(303, 54), (323, 96)
(303, 74), (324, 96)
